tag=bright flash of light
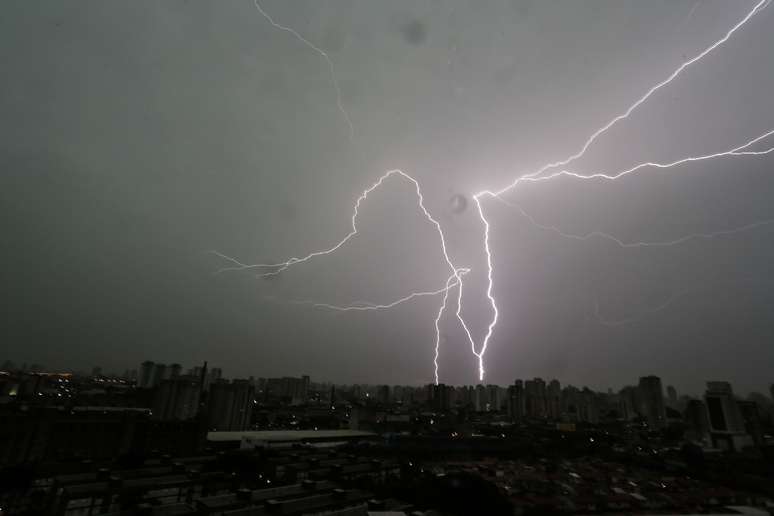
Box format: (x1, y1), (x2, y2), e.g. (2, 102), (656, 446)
(470, 0), (770, 381)
(214, 169), (479, 377)
(222, 0), (772, 384)
(487, 0), (770, 194)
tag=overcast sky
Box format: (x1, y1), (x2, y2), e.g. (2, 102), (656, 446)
(2, 0), (773, 395)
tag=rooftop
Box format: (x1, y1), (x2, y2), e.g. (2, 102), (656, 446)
(207, 429), (377, 442)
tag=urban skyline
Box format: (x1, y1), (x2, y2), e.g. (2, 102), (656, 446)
(3, 357), (774, 514)
(4, 356), (774, 406)
(3, 1), (774, 392)
(3, 1), (774, 514)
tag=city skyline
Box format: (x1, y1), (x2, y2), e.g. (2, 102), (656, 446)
(2, 1), (774, 391)
(3, 357), (774, 402)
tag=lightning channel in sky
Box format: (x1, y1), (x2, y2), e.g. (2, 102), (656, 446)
(470, 0), (770, 381)
(497, 195), (774, 249)
(252, 0), (354, 141)
(219, 0), (772, 384)
(300, 268), (469, 312)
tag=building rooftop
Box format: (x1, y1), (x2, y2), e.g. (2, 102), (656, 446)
(207, 429), (376, 442)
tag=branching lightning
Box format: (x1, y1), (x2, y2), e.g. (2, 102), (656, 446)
(470, 0), (770, 381)
(299, 268), (469, 312)
(218, 0), (772, 384)
(497, 194), (774, 249)
(214, 169), (479, 379)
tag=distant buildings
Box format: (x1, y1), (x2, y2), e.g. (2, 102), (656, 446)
(139, 360), (155, 389)
(429, 383), (452, 412)
(139, 361), (204, 389)
(524, 378), (547, 419)
(638, 375), (666, 429)
(666, 385), (678, 408)
(684, 399), (710, 442)
(168, 363), (182, 378)
(547, 379), (561, 420)
(152, 376), (201, 421)
(264, 376), (310, 404)
(152, 363), (167, 387)
(507, 380), (525, 422)
(704, 381), (753, 451)
(207, 379), (255, 431)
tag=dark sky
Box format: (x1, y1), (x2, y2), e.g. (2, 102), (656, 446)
(2, 0), (773, 395)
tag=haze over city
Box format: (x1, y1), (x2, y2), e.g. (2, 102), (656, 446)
(2, 0), (774, 395)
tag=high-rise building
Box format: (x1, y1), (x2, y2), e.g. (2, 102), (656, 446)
(637, 376), (665, 429)
(376, 385), (391, 404)
(578, 387), (599, 424)
(152, 363), (167, 387)
(153, 377), (201, 421)
(666, 385), (678, 408)
(428, 383), (452, 411)
(547, 380), (561, 420)
(485, 385), (502, 412)
(618, 386), (638, 421)
(704, 381), (753, 451)
(265, 377), (309, 404)
(524, 378), (547, 418)
(207, 379), (255, 431)
(738, 400), (764, 446)
(507, 380), (525, 422)
(168, 363), (182, 379)
(139, 361), (155, 389)
(684, 399), (710, 442)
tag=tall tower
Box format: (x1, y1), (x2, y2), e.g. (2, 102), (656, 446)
(139, 361), (155, 389)
(704, 381), (752, 451)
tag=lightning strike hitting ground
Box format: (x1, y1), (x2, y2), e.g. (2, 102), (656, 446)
(434, 272), (463, 385)
(220, 0), (772, 384)
(214, 169), (479, 380)
(470, 0), (770, 381)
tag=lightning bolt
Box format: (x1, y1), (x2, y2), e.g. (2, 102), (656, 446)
(517, 129), (774, 186)
(487, 0), (769, 193)
(223, 0), (771, 384)
(252, 0), (354, 141)
(214, 169), (479, 383)
(294, 268), (469, 384)
(213, 170), (436, 277)
(498, 195), (774, 249)
(298, 268), (469, 312)
(470, 0), (770, 382)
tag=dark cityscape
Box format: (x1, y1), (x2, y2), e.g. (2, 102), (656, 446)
(3, 0), (774, 515)
(2, 361), (774, 515)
